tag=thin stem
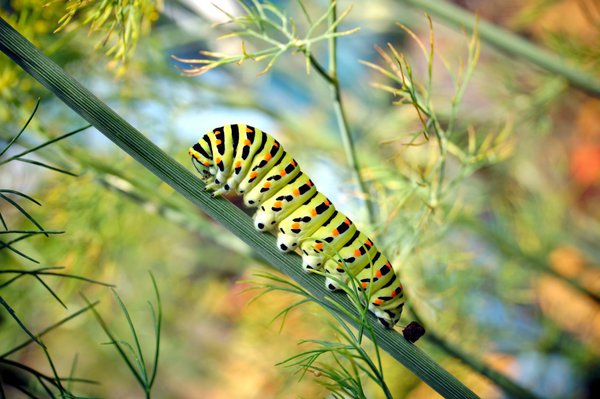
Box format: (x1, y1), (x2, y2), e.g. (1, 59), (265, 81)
(325, 1), (376, 225)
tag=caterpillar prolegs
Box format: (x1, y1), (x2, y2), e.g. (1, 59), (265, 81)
(189, 124), (405, 328)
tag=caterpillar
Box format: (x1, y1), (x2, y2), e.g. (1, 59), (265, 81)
(189, 124), (405, 328)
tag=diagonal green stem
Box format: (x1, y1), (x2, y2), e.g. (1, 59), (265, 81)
(400, 0), (600, 97)
(0, 17), (478, 399)
(324, 1), (376, 225)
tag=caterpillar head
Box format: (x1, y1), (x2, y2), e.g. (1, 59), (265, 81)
(189, 145), (214, 182)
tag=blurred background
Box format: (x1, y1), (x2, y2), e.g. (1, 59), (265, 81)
(1, 0), (599, 397)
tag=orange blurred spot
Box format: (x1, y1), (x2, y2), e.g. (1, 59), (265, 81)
(375, 270), (382, 278)
(250, 171), (258, 179)
(570, 144), (600, 185)
(354, 249), (361, 257)
(215, 139), (222, 145)
(214, 130), (222, 135)
(215, 157), (221, 164)
(373, 298), (383, 305)
(314, 242), (323, 250)
(235, 161), (242, 168)
(324, 199), (330, 206)
(280, 170), (286, 177)
(246, 127), (253, 132)
(549, 246), (585, 278)
(293, 189), (300, 196)
(311, 209), (317, 216)
(361, 282), (368, 289)
(366, 240), (373, 247)
(344, 218), (352, 225)
(264, 153), (272, 161)
(292, 222), (301, 230)
(274, 201), (282, 208)
(332, 229), (339, 237)
(307, 180), (313, 187)
(263, 182), (271, 189)
(203, 161), (210, 166)
(274, 142), (279, 148)
(244, 139), (251, 145)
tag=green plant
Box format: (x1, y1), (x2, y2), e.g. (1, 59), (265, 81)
(82, 272), (162, 399)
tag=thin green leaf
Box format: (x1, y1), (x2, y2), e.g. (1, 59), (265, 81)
(0, 124), (90, 166)
(0, 301), (100, 358)
(15, 158), (78, 176)
(80, 294), (146, 388)
(0, 193), (46, 236)
(111, 288), (148, 384)
(0, 189), (41, 206)
(0, 98), (40, 158)
(0, 295), (45, 349)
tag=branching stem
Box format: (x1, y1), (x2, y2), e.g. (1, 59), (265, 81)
(323, 1), (375, 225)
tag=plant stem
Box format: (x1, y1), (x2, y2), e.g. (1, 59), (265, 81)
(408, 305), (541, 399)
(400, 0), (600, 97)
(324, 1), (376, 225)
(0, 17), (478, 398)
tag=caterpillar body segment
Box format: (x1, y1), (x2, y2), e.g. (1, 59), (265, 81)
(276, 192), (336, 252)
(323, 233), (378, 283)
(189, 124), (405, 328)
(243, 152), (301, 208)
(253, 172), (317, 232)
(237, 133), (284, 196)
(300, 211), (358, 271)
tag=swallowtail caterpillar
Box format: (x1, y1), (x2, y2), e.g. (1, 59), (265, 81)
(189, 124), (406, 329)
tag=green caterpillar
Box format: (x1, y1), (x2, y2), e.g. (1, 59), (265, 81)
(189, 124), (405, 328)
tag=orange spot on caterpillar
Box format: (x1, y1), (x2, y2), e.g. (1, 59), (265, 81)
(361, 282), (368, 289)
(250, 171), (258, 179)
(274, 201), (282, 208)
(344, 218), (352, 225)
(373, 298), (383, 305)
(263, 182), (271, 189)
(280, 170), (286, 177)
(354, 249), (361, 257)
(264, 153), (272, 161)
(215, 139), (222, 145)
(366, 240), (373, 247)
(244, 139), (251, 145)
(291, 160), (296, 166)
(203, 161), (210, 166)
(246, 127), (253, 132)
(391, 290), (397, 298)
(332, 229), (339, 237)
(311, 209), (317, 216)
(293, 189), (300, 196)
(273, 142), (279, 148)
(291, 222), (301, 230)
(314, 242), (323, 250)
(215, 157), (221, 164)
(307, 180), (313, 187)
(235, 161), (242, 168)
(375, 270), (382, 278)
(324, 199), (331, 206)
(214, 130), (222, 135)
